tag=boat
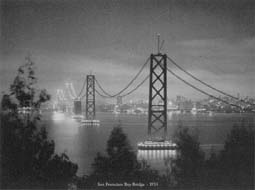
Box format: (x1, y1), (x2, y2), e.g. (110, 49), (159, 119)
(137, 140), (177, 150)
(80, 119), (100, 126)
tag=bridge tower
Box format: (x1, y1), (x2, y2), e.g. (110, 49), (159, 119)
(138, 34), (176, 151)
(148, 53), (167, 140)
(85, 75), (96, 120)
(82, 74), (100, 126)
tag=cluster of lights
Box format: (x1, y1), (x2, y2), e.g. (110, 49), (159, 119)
(138, 140), (177, 150)
(18, 107), (32, 114)
(81, 119), (100, 126)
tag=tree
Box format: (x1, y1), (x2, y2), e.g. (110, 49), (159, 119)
(105, 127), (139, 177)
(170, 126), (205, 188)
(1, 57), (78, 189)
(87, 126), (140, 183)
(218, 124), (254, 187)
(78, 126), (163, 188)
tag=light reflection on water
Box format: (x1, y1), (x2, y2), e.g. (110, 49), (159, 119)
(51, 111), (79, 135)
(51, 111), (66, 122)
(44, 111), (254, 176)
(137, 150), (177, 173)
(137, 149), (177, 161)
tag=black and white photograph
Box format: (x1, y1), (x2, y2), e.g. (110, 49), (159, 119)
(1, 0), (254, 189)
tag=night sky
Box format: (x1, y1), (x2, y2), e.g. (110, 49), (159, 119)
(1, 0), (254, 102)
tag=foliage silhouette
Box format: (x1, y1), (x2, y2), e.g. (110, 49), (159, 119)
(77, 126), (165, 188)
(169, 126), (205, 188)
(167, 123), (254, 189)
(1, 57), (78, 189)
(208, 123), (255, 187)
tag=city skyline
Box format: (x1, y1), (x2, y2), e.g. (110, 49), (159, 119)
(1, 0), (254, 101)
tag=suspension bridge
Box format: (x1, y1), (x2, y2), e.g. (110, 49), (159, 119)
(55, 35), (255, 150)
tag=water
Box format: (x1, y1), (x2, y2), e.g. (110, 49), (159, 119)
(43, 111), (254, 176)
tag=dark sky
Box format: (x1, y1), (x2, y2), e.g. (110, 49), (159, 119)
(1, 0), (254, 101)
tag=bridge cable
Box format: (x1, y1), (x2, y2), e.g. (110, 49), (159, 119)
(95, 88), (111, 98)
(95, 57), (150, 98)
(119, 75), (149, 98)
(77, 77), (87, 98)
(167, 56), (255, 106)
(68, 83), (76, 99)
(65, 84), (75, 100)
(70, 83), (77, 98)
(80, 92), (86, 100)
(95, 75), (149, 98)
(60, 90), (66, 101)
(166, 66), (242, 109)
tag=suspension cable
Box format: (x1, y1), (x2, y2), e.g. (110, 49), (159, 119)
(119, 75), (149, 98)
(56, 90), (62, 101)
(166, 66), (242, 109)
(95, 78), (112, 97)
(80, 94), (86, 100)
(95, 88), (111, 98)
(60, 90), (66, 100)
(69, 84), (76, 99)
(65, 83), (75, 100)
(95, 75), (149, 98)
(77, 77), (87, 98)
(167, 56), (255, 106)
(70, 83), (77, 98)
(95, 57), (150, 97)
